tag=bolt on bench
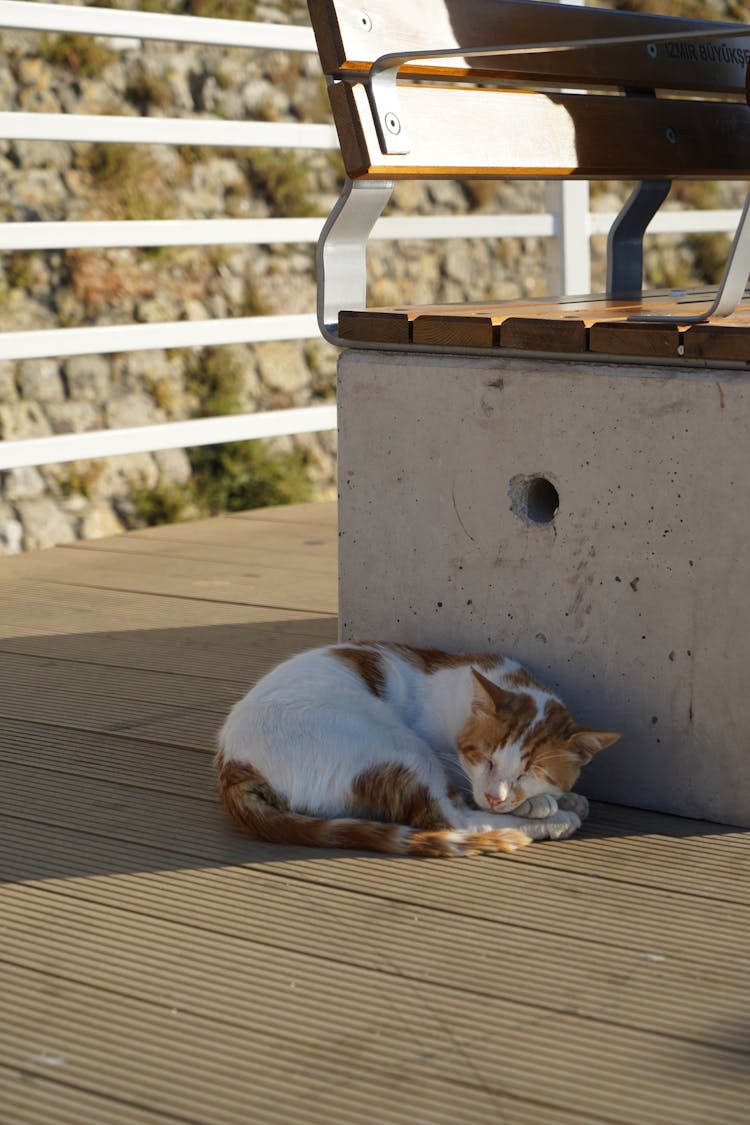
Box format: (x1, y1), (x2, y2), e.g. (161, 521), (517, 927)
(308, 0), (750, 826)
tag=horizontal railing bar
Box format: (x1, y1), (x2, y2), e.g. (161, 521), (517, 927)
(0, 405), (337, 471)
(0, 209), (739, 252)
(0, 1), (317, 51)
(0, 213), (558, 251)
(0, 112), (337, 149)
(589, 208), (742, 237)
(0, 313), (319, 361)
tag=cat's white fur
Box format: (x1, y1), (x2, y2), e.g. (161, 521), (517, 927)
(218, 644), (603, 844)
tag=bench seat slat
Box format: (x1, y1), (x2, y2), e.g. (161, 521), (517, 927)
(333, 83), (750, 180)
(338, 289), (750, 361)
(311, 0), (750, 96)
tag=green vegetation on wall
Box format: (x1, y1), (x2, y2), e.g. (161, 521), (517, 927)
(129, 348), (312, 527)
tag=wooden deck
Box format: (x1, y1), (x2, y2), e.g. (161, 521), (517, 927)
(1, 499), (749, 1125)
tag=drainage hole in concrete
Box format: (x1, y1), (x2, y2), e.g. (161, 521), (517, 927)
(510, 475), (559, 525)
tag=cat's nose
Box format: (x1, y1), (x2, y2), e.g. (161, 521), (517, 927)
(485, 792), (503, 809)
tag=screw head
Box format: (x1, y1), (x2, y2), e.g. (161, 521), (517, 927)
(384, 112), (401, 135)
(647, 43), (657, 59)
(666, 127), (677, 144)
(357, 11), (372, 31)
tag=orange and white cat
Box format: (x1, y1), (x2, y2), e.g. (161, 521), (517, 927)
(216, 643), (619, 858)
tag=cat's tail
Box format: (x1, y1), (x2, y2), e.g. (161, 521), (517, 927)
(216, 756), (530, 858)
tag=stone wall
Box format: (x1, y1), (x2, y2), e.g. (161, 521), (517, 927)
(0, 0), (741, 552)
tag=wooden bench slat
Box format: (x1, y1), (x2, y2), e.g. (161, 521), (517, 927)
(684, 316), (750, 361)
(338, 289), (750, 362)
(341, 293), (652, 348)
(310, 0), (750, 95)
(333, 83), (750, 180)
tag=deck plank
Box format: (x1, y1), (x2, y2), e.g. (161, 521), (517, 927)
(1, 500), (749, 1124)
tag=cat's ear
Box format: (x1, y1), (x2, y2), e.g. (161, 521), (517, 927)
(470, 668), (514, 715)
(566, 729), (621, 763)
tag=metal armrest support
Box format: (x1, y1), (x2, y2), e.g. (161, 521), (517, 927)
(316, 177), (393, 346)
(608, 180), (672, 300)
(628, 189), (750, 324)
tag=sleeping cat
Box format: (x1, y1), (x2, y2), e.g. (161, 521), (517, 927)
(216, 642), (619, 858)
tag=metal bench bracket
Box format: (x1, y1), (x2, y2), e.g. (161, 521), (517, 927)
(607, 179), (672, 300)
(316, 176), (394, 346)
(629, 189), (750, 324)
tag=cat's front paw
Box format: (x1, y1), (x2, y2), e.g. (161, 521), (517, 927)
(557, 792), (589, 819)
(513, 809), (581, 842)
(511, 793), (558, 819)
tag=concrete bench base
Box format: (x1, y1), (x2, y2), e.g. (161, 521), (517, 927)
(337, 349), (750, 827)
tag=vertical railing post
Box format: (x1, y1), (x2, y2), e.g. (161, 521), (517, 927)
(546, 0), (591, 297)
(545, 180), (591, 297)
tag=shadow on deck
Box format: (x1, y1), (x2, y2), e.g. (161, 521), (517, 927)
(1, 501), (748, 1124)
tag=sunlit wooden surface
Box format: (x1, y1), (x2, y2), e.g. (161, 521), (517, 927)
(1, 500), (748, 1124)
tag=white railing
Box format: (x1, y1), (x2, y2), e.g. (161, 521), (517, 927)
(0, 1), (742, 473)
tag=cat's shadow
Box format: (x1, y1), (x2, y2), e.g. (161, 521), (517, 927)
(2, 616), (745, 885)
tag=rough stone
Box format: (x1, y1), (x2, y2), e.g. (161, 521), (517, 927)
(45, 401), (101, 434)
(0, 402), (51, 440)
(17, 358), (66, 402)
(11, 168), (69, 219)
(13, 140), (73, 170)
(443, 243), (475, 289)
(254, 342), (311, 395)
(0, 504), (24, 555)
(106, 393), (165, 430)
(79, 502), (126, 541)
(153, 447), (192, 486)
(15, 497), (76, 550)
(111, 350), (174, 389)
(88, 453), (160, 499)
(63, 355), (112, 402)
(2, 466), (46, 502)
(0, 361), (18, 402)
(136, 297), (181, 323)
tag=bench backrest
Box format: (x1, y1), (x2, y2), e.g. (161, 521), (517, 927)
(309, 0), (750, 181)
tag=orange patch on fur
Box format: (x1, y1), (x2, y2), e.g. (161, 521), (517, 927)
(458, 689), (537, 766)
(215, 753), (298, 839)
(214, 752), (534, 859)
(406, 827), (531, 857)
(519, 699), (580, 790)
(504, 666), (541, 690)
(351, 762), (446, 829)
(330, 645), (386, 697)
(384, 643), (501, 675)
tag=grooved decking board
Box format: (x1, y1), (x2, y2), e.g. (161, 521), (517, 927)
(339, 289), (750, 361)
(2, 879), (747, 1058)
(65, 513), (338, 572)
(0, 1069), (178, 1125)
(4, 760), (750, 937)
(0, 547), (336, 614)
(0, 652), (247, 712)
(0, 589), (335, 678)
(2, 501), (750, 1124)
(1, 889), (748, 1125)
(0, 720), (214, 796)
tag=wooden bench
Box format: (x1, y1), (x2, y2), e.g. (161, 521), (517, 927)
(309, 0), (750, 362)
